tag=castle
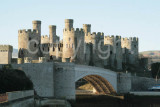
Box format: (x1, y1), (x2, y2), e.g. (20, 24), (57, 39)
(1, 19), (139, 70)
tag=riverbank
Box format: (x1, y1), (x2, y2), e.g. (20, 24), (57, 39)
(70, 94), (160, 107)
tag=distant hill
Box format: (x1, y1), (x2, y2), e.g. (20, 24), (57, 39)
(12, 48), (18, 58)
(140, 50), (160, 63)
(140, 51), (160, 58)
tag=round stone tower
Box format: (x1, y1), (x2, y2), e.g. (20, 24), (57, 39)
(49, 25), (57, 44)
(32, 20), (41, 36)
(62, 19), (75, 62)
(65, 19), (73, 31)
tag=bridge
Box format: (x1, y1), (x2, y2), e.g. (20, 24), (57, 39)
(75, 65), (117, 95)
(1, 62), (132, 100)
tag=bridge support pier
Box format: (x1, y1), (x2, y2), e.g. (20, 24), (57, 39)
(54, 62), (76, 100)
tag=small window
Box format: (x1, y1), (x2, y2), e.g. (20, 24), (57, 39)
(110, 51), (112, 54)
(66, 44), (68, 48)
(72, 44), (74, 48)
(53, 47), (55, 51)
(29, 37), (31, 40)
(43, 47), (44, 51)
(34, 43), (36, 47)
(69, 38), (71, 41)
(134, 45), (136, 48)
(116, 43), (118, 46)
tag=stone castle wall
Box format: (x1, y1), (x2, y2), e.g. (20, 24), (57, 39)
(0, 45), (13, 64)
(17, 19), (139, 70)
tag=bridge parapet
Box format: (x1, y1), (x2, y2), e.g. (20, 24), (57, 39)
(0, 90), (34, 107)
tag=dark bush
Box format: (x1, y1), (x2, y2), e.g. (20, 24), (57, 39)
(151, 63), (160, 78)
(0, 67), (33, 94)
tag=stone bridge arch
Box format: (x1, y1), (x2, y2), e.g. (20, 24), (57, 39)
(75, 65), (118, 94)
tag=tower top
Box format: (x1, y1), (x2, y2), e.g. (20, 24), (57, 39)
(32, 20), (41, 24)
(65, 19), (73, 23)
(49, 25), (56, 29)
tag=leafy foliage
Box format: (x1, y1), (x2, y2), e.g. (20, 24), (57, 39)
(0, 66), (33, 94)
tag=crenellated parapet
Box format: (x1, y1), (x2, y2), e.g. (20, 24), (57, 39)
(75, 28), (84, 35)
(18, 29), (38, 34)
(24, 57), (32, 63)
(96, 32), (104, 41)
(121, 37), (138, 49)
(39, 57), (46, 63)
(0, 45), (13, 52)
(129, 37), (138, 42)
(41, 35), (50, 44)
(104, 35), (114, 45)
(18, 29), (39, 42)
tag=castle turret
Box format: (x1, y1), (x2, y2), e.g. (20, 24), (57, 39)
(49, 25), (57, 44)
(129, 37), (139, 65)
(62, 19), (75, 62)
(65, 19), (73, 31)
(121, 37), (139, 65)
(32, 20), (41, 36)
(75, 28), (85, 64)
(83, 24), (91, 35)
(18, 21), (42, 60)
(114, 36), (122, 70)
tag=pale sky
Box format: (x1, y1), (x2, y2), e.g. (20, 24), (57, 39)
(0, 0), (160, 52)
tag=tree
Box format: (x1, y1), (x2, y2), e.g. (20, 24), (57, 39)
(0, 66), (33, 94)
(151, 63), (160, 78)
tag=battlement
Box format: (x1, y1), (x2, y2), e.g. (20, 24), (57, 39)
(104, 35), (115, 39)
(32, 20), (41, 24)
(41, 35), (49, 38)
(75, 28), (84, 34)
(65, 19), (73, 23)
(0, 45), (13, 52)
(97, 32), (104, 36)
(129, 37), (138, 42)
(18, 29), (38, 34)
(122, 37), (138, 42)
(49, 25), (56, 29)
(39, 57), (46, 63)
(24, 57), (32, 63)
(122, 37), (130, 41)
(115, 35), (121, 40)
(83, 24), (91, 27)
